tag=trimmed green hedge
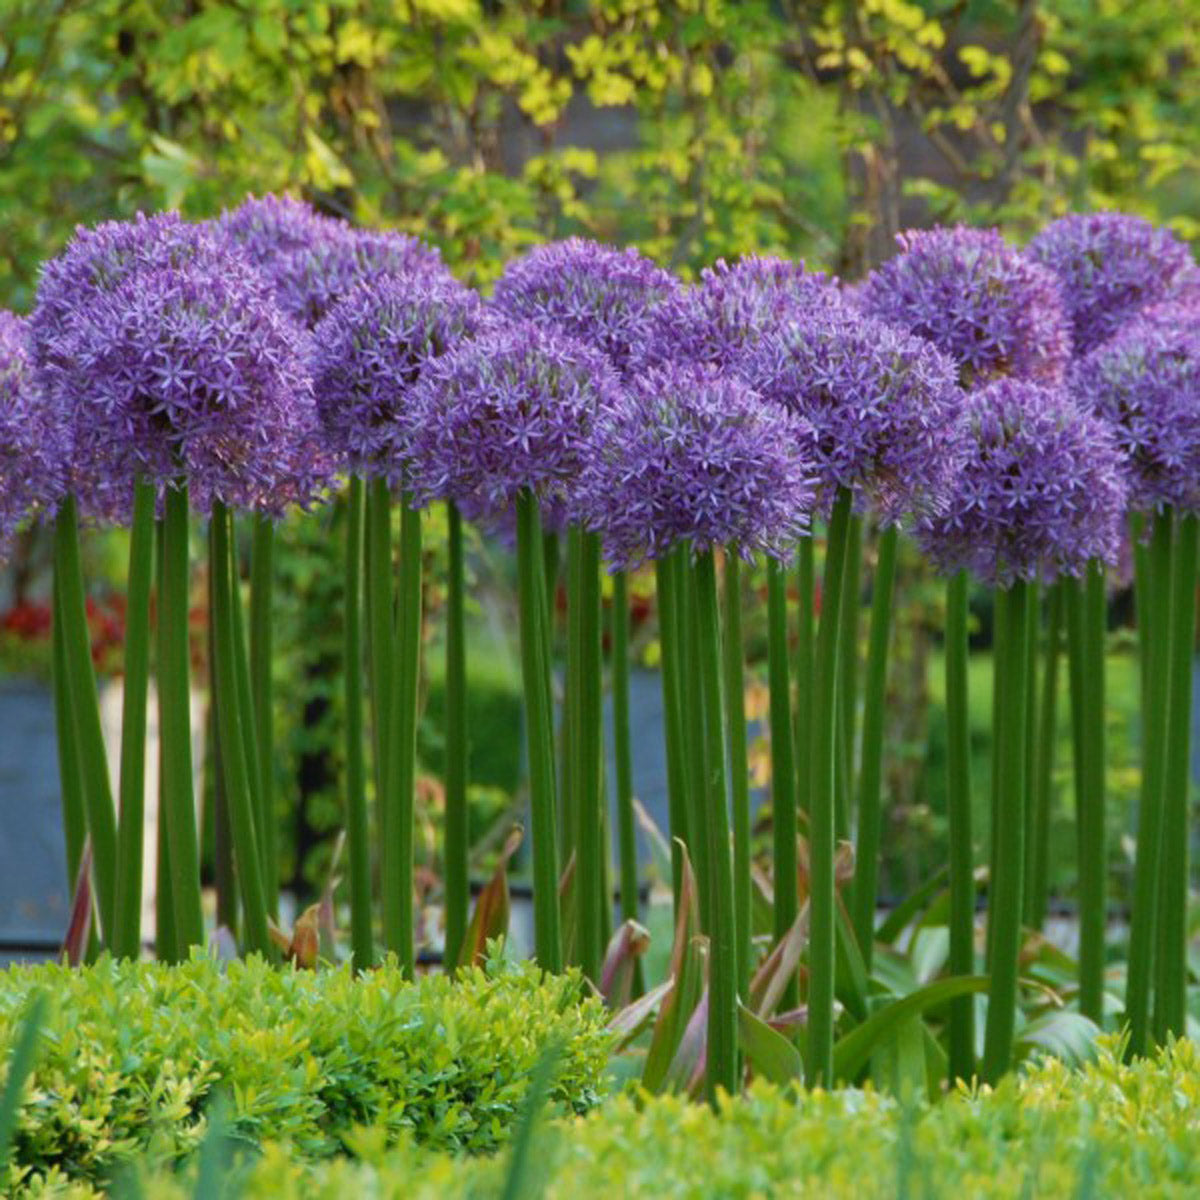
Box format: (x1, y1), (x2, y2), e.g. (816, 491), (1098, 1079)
(88, 1037), (1200, 1198)
(0, 953), (611, 1194)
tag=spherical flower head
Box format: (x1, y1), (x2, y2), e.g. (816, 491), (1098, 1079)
(215, 193), (345, 267)
(576, 364), (816, 568)
(858, 226), (1071, 387)
(1069, 312), (1200, 514)
(638, 255), (840, 372)
(0, 312), (68, 552)
(43, 256), (326, 519)
(916, 379), (1126, 587)
(745, 306), (967, 524)
(490, 239), (680, 378)
(1027, 212), (1197, 355)
(271, 227), (448, 329)
(311, 272), (487, 473)
(401, 322), (622, 519)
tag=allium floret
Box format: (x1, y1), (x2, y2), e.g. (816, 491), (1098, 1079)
(745, 306), (966, 523)
(1027, 212), (1197, 355)
(0, 312), (68, 550)
(638, 255), (840, 372)
(858, 226), (1071, 387)
(917, 379), (1126, 586)
(401, 322), (622, 519)
(311, 272), (487, 472)
(575, 364), (816, 567)
(1069, 313), (1200, 515)
(490, 239), (680, 378)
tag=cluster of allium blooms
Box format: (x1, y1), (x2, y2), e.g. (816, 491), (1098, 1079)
(215, 193), (342, 264)
(745, 306), (966, 524)
(1028, 213), (1197, 355)
(917, 379), (1127, 587)
(1069, 311), (1200, 514)
(310, 273), (487, 473)
(638, 255), (840, 373)
(857, 227), (1071, 388)
(0, 313), (68, 553)
(401, 322), (622, 521)
(576, 365), (817, 567)
(490, 239), (680, 379)
(34, 225), (326, 519)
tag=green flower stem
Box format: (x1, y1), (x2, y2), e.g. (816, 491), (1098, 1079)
(229, 522), (264, 878)
(112, 479), (155, 958)
(807, 487), (853, 1087)
(851, 523), (898, 969)
(249, 513), (278, 917)
(655, 554), (689, 901)
(365, 476), (395, 848)
(210, 686), (238, 939)
(1075, 564), (1108, 1022)
(766, 554), (797, 1003)
(835, 515), (862, 842)
(611, 569), (642, 995)
(344, 477), (373, 970)
(442, 499), (468, 971)
(1154, 513), (1198, 1040)
(680, 559), (712, 931)
(209, 502), (272, 958)
(1125, 509), (1173, 1057)
(563, 528), (583, 886)
(569, 528), (605, 982)
(725, 552), (752, 995)
(50, 575), (87, 911)
(1025, 581), (1063, 930)
(384, 496), (423, 973)
(157, 486), (205, 952)
(981, 579), (1032, 1084)
(794, 536), (815, 832)
(153, 527), (178, 963)
(516, 491), (562, 971)
(944, 570), (975, 1083)
(53, 494), (118, 943)
(693, 549), (738, 1102)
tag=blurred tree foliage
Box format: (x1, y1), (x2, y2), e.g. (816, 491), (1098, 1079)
(2, 0), (1197, 310)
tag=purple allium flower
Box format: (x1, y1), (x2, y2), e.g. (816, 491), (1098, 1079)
(1027, 212), (1197, 355)
(916, 379), (1126, 586)
(1069, 312), (1200, 514)
(0, 312), (68, 552)
(858, 226), (1072, 388)
(638, 255), (840, 372)
(744, 306), (966, 524)
(215, 193), (341, 265)
(490, 239), (680, 378)
(575, 364), (816, 567)
(310, 272), (487, 473)
(401, 322), (622, 520)
(36, 236), (325, 519)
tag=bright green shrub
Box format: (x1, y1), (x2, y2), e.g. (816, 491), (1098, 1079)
(73, 1036), (1200, 1199)
(0, 953), (611, 1194)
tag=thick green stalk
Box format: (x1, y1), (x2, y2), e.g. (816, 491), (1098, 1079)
(384, 497), (423, 973)
(725, 552), (752, 995)
(209, 503), (272, 957)
(249, 514), (278, 917)
(766, 554), (797, 1002)
(981, 580), (1032, 1084)
(836, 516), (862, 841)
(807, 488), (853, 1087)
(1025, 582), (1063, 930)
(50, 576), (87, 908)
(516, 491), (561, 971)
(365, 477), (395, 844)
(945, 570), (975, 1083)
(563, 528), (583, 887)
(611, 569), (642, 995)
(344, 478), (373, 970)
(112, 479), (155, 958)
(157, 486), (205, 952)
(1076, 563), (1108, 1022)
(443, 500), (468, 971)
(851, 523), (898, 968)
(680, 561), (712, 931)
(1125, 510), (1173, 1056)
(228, 524), (264, 881)
(1154, 514), (1198, 1040)
(655, 555), (689, 900)
(794, 536), (815, 835)
(210, 685), (238, 938)
(693, 550), (738, 1102)
(53, 495), (118, 943)
(153, 528), (178, 963)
